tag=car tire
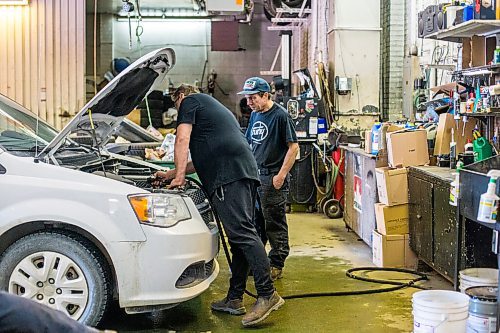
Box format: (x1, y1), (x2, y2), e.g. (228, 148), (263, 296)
(0, 232), (111, 327)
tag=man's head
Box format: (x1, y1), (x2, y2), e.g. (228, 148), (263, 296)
(237, 77), (272, 112)
(171, 84), (200, 109)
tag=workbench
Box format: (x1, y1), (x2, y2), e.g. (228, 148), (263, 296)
(408, 165), (496, 284)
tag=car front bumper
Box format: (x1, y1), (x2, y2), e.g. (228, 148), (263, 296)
(110, 214), (220, 310)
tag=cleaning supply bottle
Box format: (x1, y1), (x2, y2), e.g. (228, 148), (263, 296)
(450, 161), (464, 206)
(477, 177), (499, 223)
(465, 139), (473, 153)
(495, 45), (500, 64)
(473, 137), (493, 162)
(371, 122), (382, 155)
(466, 93), (474, 113)
(450, 127), (457, 169)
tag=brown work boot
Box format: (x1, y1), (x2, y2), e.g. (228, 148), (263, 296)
(241, 291), (284, 327)
(211, 297), (246, 315)
(270, 266), (283, 281)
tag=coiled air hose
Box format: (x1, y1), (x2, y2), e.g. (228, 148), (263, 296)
(185, 177), (429, 300)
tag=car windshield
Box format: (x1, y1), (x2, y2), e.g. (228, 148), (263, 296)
(0, 96), (58, 151)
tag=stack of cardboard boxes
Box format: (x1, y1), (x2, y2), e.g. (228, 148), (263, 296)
(370, 128), (429, 268)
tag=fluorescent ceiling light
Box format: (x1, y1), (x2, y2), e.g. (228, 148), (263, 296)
(0, 0), (29, 5)
(118, 7), (208, 18)
(116, 17), (210, 22)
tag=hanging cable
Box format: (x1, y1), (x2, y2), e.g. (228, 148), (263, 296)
(93, 0), (97, 95)
(133, 0), (153, 129)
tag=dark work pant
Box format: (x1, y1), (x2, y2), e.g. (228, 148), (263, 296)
(0, 291), (98, 333)
(210, 179), (274, 300)
(255, 173), (290, 269)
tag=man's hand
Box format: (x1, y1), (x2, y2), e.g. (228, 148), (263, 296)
(272, 173), (286, 190)
(169, 176), (186, 189)
(151, 169), (176, 187)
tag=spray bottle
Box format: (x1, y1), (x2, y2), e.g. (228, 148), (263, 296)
(450, 127), (457, 169)
(450, 161), (464, 206)
(477, 170), (500, 223)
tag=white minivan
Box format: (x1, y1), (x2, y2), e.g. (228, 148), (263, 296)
(0, 48), (219, 327)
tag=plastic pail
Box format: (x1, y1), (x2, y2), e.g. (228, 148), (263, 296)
(459, 268), (498, 293)
(466, 286), (498, 333)
(413, 290), (469, 333)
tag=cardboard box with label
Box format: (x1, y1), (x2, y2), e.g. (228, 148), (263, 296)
(386, 130), (429, 168)
(433, 113), (477, 156)
(375, 203), (409, 235)
(375, 167), (408, 206)
(372, 230), (417, 268)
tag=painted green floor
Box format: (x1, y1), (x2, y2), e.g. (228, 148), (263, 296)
(102, 213), (452, 332)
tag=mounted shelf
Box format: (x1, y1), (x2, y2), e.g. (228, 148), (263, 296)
(453, 64), (500, 76)
(427, 20), (500, 42)
(458, 109), (500, 117)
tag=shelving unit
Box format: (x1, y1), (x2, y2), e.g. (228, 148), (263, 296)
(427, 20), (500, 42)
(424, 17), (500, 332)
(453, 63), (500, 76)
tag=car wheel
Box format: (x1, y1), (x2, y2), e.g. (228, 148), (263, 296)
(0, 232), (111, 327)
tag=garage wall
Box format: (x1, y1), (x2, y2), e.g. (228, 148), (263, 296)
(327, 0), (381, 134)
(0, 0), (86, 130)
(401, 0), (460, 120)
(112, 7), (279, 113)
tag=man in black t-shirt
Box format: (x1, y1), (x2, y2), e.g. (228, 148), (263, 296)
(153, 85), (284, 327)
(239, 77), (299, 281)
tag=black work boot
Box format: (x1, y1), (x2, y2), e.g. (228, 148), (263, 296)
(270, 266), (283, 281)
(211, 297), (246, 315)
(241, 291), (284, 327)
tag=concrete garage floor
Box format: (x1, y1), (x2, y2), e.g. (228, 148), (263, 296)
(101, 213), (452, 333)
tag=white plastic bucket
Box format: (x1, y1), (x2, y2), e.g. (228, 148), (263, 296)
(459, 268), (498, 293)
(413, 290), (469, 333)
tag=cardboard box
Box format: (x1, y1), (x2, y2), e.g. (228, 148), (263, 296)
(433, 113), (477, 156)
(386, 130), (429, 168)
(375, 203), (409, 235)
(375, 167), (408, 206)
(372, 230), (417, 268)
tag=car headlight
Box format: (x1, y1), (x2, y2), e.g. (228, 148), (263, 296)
(128, 194), (191, 228)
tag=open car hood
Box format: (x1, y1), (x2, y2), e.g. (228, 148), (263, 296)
(39, 48), (175, 158)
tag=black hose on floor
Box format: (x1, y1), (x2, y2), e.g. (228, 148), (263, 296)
(186, 177), (429, 300)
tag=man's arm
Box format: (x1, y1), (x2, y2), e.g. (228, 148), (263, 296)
(170, 123), (193, 187)
(154, 161), (195, 182)
(273, 141), (299, 190)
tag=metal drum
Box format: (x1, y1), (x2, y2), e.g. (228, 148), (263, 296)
(465, 286), (498, 333)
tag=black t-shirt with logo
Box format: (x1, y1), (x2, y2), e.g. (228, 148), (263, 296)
(245, 103), (297, 172)
(177, 93), (259, 195)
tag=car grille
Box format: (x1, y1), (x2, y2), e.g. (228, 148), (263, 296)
(175, 259), (216, 288)
(185, 188), (217, 230)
